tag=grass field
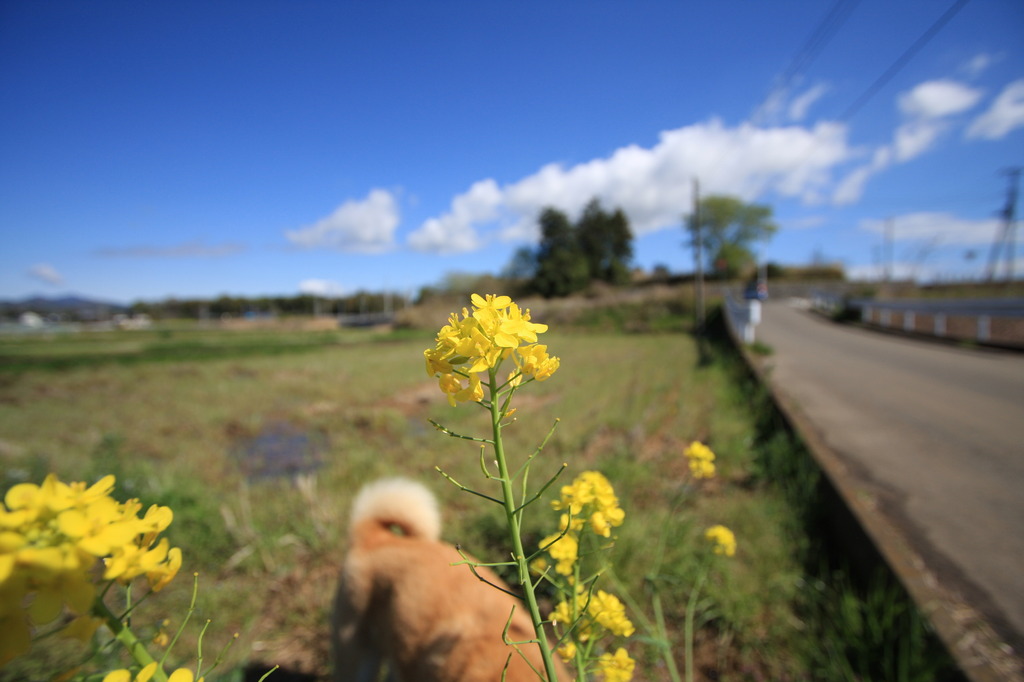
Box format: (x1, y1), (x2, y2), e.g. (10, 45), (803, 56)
(0, 299), (956, 681)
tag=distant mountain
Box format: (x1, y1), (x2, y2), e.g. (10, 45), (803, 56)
(0, 294), (129, 318)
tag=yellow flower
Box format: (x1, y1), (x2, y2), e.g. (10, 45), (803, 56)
(550, 598), (574, 627)
(512, 343), (560, 384)
(102, 665), (202, 682)
(102, 663), (158, 682)
(171, 666), (199, 682)
(595, 647), (635, 682)
(551, 471), (625, 538)
(705, 524), (737, 557)
(424, 294), (558, 403)
(152, 618), (172, 647)
(1, 472), (183, 663)
(683, 441), (717, 479)
(588, 590), (635, 637)
(557, 640), (577, 662)
(539, 532), (578, 576)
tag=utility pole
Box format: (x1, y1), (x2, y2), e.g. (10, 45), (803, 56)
(884, 217), (894, 282)
(986, 167), (1021, 281)
(1003, 167), (1020, 282)
(692, 178), (705, 332)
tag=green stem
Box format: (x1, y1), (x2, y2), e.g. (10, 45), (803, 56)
(93, 598), (168, 682)
(685, 563), (710, 682)
(652, 586), (683, 682)
(488, 369), (561, 682)
(571, 562), (588, 681)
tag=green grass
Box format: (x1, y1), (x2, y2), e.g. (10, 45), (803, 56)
(0, 323), (415, 373)
(0, 309), (958, 681)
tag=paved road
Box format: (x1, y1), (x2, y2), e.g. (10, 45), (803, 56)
(755, 299), (1024, 656)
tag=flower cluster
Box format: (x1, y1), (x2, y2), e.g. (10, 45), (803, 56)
(594, 647), (636, 682)
(103, 663), (201, 682)
(536, 471), (634, 678)
(704, 525), (737, 557)
(551, 587), (635, 641)
(548, 471), (625, 543)
(0, 473), (182, 665)
(424, 294), (559, 405)
(539, 470), (625, 577)
(683, 441), (716, 480)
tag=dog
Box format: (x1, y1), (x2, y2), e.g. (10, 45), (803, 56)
(331, 477), (571, 682)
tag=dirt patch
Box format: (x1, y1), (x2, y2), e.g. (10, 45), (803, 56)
(249, 554), (340, 680)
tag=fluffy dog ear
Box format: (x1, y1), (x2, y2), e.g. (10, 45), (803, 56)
(349, 477), (442, 541)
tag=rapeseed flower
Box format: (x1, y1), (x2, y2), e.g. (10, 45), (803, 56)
(705, 524), (737, 557)
(424, 294), (558, 405)
(542, 468), (633, 675)
(0, 473), (182, 665)
(594, 647), (635, 682)
(683, 441), (716, 479)
(539, 531), (579, 576)
(588, 590), (635, 638)
(550, 471), (625, 539)
(102, 664), (204, 682)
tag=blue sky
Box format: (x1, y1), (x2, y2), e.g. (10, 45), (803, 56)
(2, 1), (1023, 304)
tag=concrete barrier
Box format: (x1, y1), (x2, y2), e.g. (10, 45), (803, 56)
(851, 298), (1024, 348)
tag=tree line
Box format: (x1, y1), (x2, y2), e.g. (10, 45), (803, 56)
(127, 292), (409, 320)
(506, 194), (779, 298)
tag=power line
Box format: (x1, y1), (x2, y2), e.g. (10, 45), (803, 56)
(752, 0), (860, 124)
(838, 0), (971, 122)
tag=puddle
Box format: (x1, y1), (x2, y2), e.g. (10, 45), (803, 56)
(230, 421), (326, 480)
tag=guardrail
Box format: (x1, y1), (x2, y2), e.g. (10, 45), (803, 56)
(849, 297), (1024, 348)
(723, 294), (762, 343)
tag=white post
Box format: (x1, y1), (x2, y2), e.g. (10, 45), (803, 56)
(978, 315), (991, 342)
(745, 299), (761, 343)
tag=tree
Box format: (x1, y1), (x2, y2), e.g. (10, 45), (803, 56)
(689, 195), (777, 279)
(532, 208), (590, 298)
(576, 199), (634, 286)
(524, 199), (636, 297)
(501, 246), (538, 281)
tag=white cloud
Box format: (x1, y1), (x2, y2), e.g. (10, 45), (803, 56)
(286, 189), (399, 253)
(404, 73), (1015, 257)
(788, 83), (829, 122)
(893, 119), (947, 162)
(960, 52), (1000, 78)
(889, 80), (983, 162)
(833, 77), (992, 192)
(28, 263), (64, 285)
(407, 118), (855, 253)
(897, 79), (982, 119)
(829, 146), (889, 205)
(967, 79), (1024, 140)
(860, 212), (999, 246)
(407, 179), (500, 253)
(299, 279), (346, 296)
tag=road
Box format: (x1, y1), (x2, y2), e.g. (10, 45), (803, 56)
(754, 299), (1024, 661)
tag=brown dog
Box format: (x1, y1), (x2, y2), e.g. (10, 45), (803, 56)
(331, 478), (570, 682)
